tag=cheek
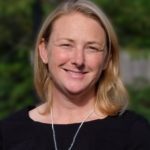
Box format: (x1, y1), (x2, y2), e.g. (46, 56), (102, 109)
(88, 55), (106, 71)
(91, 58), (106, 82)
(47, 48), (69, 66)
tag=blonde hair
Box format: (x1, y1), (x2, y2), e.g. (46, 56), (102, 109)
(34, 0), (128, 115)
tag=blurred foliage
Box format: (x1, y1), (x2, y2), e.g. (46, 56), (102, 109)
(128, 82), (150, 121)
(95, 0), (150, 49)
(0, 0), (150, 119)
(0, 0), (36, 118)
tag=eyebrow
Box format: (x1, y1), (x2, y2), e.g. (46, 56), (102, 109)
(55, 38), (105, 46)
(54, 38), (74, 43)
(86, 41), (105, 46)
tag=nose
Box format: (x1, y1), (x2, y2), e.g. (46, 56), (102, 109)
(71, 47), (85, 68)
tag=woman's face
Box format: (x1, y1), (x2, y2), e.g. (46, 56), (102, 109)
(39, 12), (107, 97)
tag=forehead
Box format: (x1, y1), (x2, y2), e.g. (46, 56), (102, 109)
(50, 12), (106, 42)
(53, 12), (102, 29)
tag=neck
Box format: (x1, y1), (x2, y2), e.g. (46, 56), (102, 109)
(49, 87), (96, 124)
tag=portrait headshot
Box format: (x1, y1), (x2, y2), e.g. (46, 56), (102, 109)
(0, 0), (150, 150)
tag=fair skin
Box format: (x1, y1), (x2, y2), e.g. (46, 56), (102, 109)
(30, 12), (108, 124)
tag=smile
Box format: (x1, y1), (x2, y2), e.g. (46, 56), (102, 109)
(63, 69), (87, 79)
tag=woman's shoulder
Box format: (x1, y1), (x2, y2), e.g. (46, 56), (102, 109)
(0, 106), (51, 150)
(117, 110), (150, 148)
(0, 106), (34, 125)
(118, 110), (150, 126)
(93, 110), (150, 149)
(127, 110), (150, 147)
(109, 109), (150, 131)
(0, 106), (36, 139)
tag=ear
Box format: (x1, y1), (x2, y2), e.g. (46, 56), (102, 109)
(38, 40), (48, 64)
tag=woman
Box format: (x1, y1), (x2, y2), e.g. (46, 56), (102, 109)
(0, 0), (150, 149)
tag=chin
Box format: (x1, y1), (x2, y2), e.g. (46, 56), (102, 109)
(65, 87), (89, 96)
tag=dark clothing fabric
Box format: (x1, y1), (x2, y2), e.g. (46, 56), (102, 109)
(0, 106), (150, 150)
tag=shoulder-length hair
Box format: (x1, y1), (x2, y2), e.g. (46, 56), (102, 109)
(34, 0), (128, 115)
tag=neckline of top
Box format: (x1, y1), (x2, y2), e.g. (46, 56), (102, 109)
(25, 106), (116, 126)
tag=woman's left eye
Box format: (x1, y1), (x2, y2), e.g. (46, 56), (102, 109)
(87, 46), (100, 52)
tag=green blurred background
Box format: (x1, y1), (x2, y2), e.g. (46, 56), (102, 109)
(0, 0), (150, 120)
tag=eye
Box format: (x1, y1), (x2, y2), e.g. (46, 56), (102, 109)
(86, 44), (106, 53)
(60, 43), (72, 48)
(87, 46), (101, 52)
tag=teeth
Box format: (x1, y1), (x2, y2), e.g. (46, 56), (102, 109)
(63, 69), (86, 78)
(63, 69), (85, 74)
(70, 70), (81, 73)
(69, 71), (83, 77)
(70, 71), (84, 74)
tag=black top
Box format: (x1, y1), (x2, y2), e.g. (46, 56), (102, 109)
(0, 106), (150, 150)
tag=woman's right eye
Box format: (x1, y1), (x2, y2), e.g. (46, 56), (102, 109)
(60, 43), (72, 47)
